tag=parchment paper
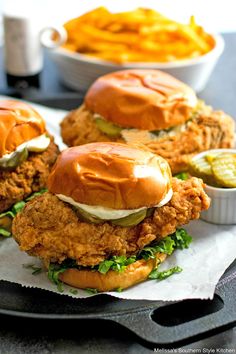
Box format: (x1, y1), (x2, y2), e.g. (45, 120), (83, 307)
(0, 97), (235, 300)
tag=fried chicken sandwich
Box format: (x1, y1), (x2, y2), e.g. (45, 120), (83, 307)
(0, 100), (59, 237)
(61, 69), (235, 174)
(13, 142), (210, 292)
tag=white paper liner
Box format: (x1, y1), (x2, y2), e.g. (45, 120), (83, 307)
(0, 220), (235, 300)
(0, 96), (235, 301)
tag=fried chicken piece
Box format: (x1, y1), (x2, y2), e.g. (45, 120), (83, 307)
(0, 137), (59, 213)
(60, 104), (123, 146)
(60, 104), (234, 174)
(145, 111), (235, 173)
(12, 177), (210, 267)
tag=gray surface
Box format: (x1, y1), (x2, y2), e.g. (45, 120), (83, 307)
(0, 33), (235, 353)
(199, 33), (236, 118)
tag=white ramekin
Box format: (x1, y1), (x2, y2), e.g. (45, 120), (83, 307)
(192, 149), (236, 225)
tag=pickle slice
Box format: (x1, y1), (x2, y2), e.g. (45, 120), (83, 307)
(211, 153), (236, 187)
(0, 148), (28, 170)
(76, 207), (148, 227)
(76, 207), (104, 224)
(95, 118), (122, 137)
(189, 156), (213, 184)
(111, 209), (147, 227)
(146, 207), (155, 218)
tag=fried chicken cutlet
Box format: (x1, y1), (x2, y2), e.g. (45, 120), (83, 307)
(0, 138), (59, 213)
(13, 177), (210, 267)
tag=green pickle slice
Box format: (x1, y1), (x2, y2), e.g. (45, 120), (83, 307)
(76, 207), (148, 227)
(95, 118), (122, 137)
(0, 148), (28, 170)
(211, 153), (236, 188)
(76, 208), (104, 224)
(111, 209), (147, 227)
(189, 156), (214, 185)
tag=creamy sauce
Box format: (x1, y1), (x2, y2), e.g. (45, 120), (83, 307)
(56, 188), (173, 220)
(93, 113), (188, 144)
(121, 124), (188, 144)
(0, 134), (50, 162)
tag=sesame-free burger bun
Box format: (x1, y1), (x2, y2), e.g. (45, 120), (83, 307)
(58, 253), (167, 292)
(0, 100), (46, 158)
(85, 69), (197, 131)
(47, 142), (172, 209)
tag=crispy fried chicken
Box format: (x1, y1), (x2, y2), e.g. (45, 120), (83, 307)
(12, 177), (210, 267)
(60, 104), (234, 174)
(0, 138), (59, 212)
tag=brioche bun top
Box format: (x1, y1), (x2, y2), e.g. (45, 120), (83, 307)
(0, 100), (46, 158)
(47, 142), (172, 209)
(85, 69), (197, 131)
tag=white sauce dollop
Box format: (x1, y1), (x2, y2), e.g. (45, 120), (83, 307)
(0, 133), (50, 163)
(56, 188), (173, 220)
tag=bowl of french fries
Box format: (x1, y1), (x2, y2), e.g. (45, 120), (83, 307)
(47, 7), (224, 92)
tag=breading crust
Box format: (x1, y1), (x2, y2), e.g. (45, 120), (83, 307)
(12, 177), (210, 267)
(0, 137), (59, 212)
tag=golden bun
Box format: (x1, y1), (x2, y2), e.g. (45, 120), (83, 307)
(59, 253), (167, 292)
(85, 69), (197, 131)
(47, 142), (172, 209)
(0, 100), (46, 158)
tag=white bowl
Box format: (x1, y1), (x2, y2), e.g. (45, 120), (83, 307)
(192, 149), (236, 225)
(47, 34), (224, 92)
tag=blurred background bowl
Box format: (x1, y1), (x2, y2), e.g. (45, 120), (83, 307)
(47, 33), (224, 93)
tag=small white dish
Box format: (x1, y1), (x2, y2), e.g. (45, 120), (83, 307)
(192, 149), (236, 225)
(47, 34), (224, 92)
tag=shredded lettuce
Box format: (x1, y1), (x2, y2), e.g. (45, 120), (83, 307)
(47, 228), (192, 290)
(115, 287), (123, 292)
(149, 266), (182, 280)
(174, 172), (189, 180)
(98, 255), (136, 274)
(0, 189), (47, 237)
(0, 228), (11, 237)
(47, 263), (68, 293)
(25, 188), (47, 201)
(140, 237), (175, 259)
(12, 201), (26, 214)
(85, 288), (98, 295)
(22, 263), (42, 275)
(171, 228), (192, 249)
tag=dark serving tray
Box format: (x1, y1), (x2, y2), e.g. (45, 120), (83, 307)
(1, 95), (235, 347)
(0, 261), (235, 346)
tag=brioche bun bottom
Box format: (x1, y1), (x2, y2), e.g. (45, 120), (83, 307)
(58, 253), (167, 292)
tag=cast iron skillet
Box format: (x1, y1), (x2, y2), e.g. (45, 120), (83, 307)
(0, 261), (235, 346)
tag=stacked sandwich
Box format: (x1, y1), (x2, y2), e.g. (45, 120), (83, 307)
(61, 70), (234, 174)
(0, 100), (59, 237)
(13, 142), (210, 291)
